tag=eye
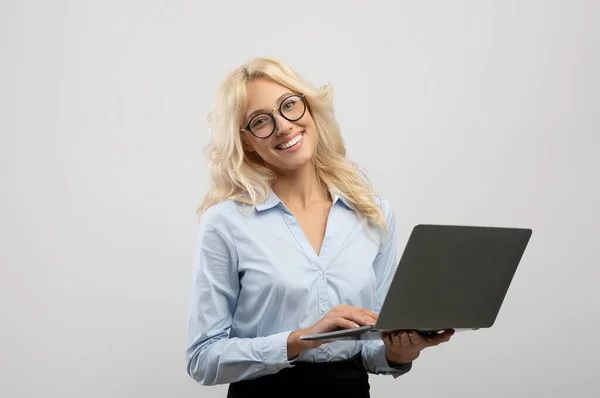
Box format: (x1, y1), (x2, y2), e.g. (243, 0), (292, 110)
(251, 116), (268, 128)
(283, 99), (296, 109)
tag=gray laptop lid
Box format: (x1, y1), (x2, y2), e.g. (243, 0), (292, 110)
(375, 224), (532, 332)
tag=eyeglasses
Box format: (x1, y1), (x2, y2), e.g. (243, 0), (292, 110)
(240, 94), (307, 139)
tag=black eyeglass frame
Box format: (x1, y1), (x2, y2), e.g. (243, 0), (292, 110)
(239, 94), (307, 139)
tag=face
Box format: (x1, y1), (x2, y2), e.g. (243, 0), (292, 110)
(241, 78), (317, 174)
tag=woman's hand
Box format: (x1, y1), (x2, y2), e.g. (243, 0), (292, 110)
(287, 305), (378, 357)
(382, 329), (455, 365)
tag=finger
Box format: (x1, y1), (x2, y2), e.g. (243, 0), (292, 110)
(421, 330), (453, 346)
(358, 308), (379, 321)
(335, 305), (377, 322)
(332, 306), (378, 326)
(432, 329), (455, 343)
(400, 332), (411, 347)
(392, 331), (410, 347)
(382, 333), (392, 347)
(332, 317), (360, 329)
(408, 331), (423, 345)
(344, 311), (377, 326)
(348, 307), (378, 323)
(421, 333), (441, 347)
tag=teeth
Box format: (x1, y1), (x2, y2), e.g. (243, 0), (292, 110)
(277, 133), (302, 150)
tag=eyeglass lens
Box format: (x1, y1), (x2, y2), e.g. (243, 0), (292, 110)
(248, 95), (305, 137)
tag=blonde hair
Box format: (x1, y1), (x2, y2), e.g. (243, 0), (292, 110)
(197, 57), (386, 232)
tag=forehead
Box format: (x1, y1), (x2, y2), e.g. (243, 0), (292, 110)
(245, 78), (293, 110)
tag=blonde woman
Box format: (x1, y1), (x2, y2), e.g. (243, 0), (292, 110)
(186, 58), (454, 397)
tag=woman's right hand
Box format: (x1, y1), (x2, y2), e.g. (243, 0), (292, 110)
(287, 305), (378, 357)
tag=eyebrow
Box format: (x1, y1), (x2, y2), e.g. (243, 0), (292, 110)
(245, 92), (295, 122)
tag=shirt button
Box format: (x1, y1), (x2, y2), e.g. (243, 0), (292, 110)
(316, 269), (323, 276)
(320, 306), (328, 313)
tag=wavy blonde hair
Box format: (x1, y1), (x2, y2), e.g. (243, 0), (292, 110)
(197, 57), (386, 232)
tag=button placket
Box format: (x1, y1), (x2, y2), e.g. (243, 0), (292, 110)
(280, 204), (335, 360)
(315, 258), (331, 359)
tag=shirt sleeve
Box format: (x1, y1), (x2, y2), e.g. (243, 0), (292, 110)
(185, 207), (296, 386)
(360, 197), (413, 377)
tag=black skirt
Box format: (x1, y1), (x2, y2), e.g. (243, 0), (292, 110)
(227, 353), (370, 398)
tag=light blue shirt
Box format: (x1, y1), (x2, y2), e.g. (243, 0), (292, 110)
(185, 189), (412, 385)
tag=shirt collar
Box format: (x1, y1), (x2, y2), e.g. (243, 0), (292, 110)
(255, 188), (353, 212)
(255, 189), (282, 211)
(330, 190), (353, 210)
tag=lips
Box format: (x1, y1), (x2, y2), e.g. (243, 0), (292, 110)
(275, 131), (304, 150)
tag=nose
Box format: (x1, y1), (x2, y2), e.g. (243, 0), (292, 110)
(273, 111), (294, 136)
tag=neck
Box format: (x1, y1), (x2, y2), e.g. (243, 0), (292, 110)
(271, 162), (330, 210)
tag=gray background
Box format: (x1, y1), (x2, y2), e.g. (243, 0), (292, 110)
(1, 0), (598, 397)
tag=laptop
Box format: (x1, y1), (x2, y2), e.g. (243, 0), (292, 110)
(301, 224), (532, 341)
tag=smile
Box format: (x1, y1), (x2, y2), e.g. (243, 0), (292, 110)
(276, 132), (304, 150)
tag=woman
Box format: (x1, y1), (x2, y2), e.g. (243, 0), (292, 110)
(185, 57), (453, 397)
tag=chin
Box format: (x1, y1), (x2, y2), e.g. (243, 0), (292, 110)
(268, 151), (314, 173)
(277, 158), (314, 173)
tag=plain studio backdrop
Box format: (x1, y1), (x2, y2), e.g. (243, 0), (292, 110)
(1, 0), (599, 397)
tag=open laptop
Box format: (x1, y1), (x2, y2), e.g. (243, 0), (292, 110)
(301, 224), (532, 341)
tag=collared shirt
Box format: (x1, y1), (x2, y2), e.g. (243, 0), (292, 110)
(185, 189), (412, 385)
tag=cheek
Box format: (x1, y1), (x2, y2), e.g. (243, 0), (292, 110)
(302, 113), (314, 128)
(243, 134), (264, 152)
(244, 136), (275, 157)
(304, 122), (318, 146)
(303, 116), (317, 139)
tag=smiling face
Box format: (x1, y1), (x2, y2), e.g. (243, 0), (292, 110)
(241, 78), (317, 174)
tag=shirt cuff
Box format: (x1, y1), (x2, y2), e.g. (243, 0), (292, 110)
(261, 331), (298, 372)
(373, 343), (413, 377)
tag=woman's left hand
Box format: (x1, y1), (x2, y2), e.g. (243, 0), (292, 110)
(382, 329), (455, 365)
